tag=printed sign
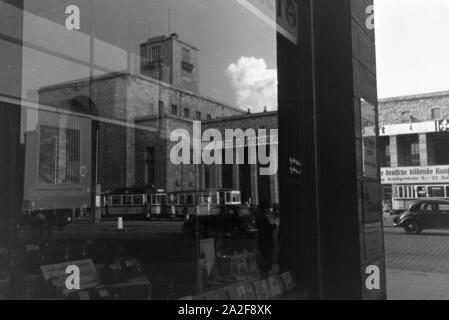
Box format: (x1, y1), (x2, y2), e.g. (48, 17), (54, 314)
(253, 279), (270, 300)
(227, 285), (247, 300)
(363, 182), (382, 222)
(267, 276), (283, 297)
(245, 282), (258, 300)
(381, 166), (449, 184)
(363, 222), (384, 263)
(234, 0), (299, 45)
(289, 157), (302, 177)
(280, 272), (297, 291)
(380, 121), (438, 137)
(41, 259), (98, 294)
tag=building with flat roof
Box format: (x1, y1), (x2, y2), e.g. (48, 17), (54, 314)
(31, 35), (278, 209)
(378, 91), (449, 213)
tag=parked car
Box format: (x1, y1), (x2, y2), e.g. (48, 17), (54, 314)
(183, 205), (258, 238)
(393, 199), (449, 234)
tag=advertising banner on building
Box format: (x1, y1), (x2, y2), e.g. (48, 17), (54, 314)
(380, 121), (439, 137)
(381, 166), (449, 184)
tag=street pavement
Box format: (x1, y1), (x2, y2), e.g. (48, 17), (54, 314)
(384, 217), (449, 300)
(385, 227), (449, 273)
(18, 219), (187, 242)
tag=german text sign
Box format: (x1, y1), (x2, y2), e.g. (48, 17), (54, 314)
(41, 259), (98, 294)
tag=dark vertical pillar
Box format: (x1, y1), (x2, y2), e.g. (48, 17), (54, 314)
(279, 0), (323, 298)
(0, 0), (24, 248)
(0, 104), (24, 248)
(311, 0), (361, 299)
(279, 0), (385, 299)
(310, 0), (385, 299)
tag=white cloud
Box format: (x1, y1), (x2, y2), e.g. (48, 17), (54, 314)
(227, 56), (277, 113)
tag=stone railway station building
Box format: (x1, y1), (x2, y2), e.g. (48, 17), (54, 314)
(30, 34), (279, 208)
(378, 91), (449, 208)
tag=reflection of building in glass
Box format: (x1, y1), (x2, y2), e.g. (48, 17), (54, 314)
(140, 33), (200, 94)
(378, 91), (449, 212)
(25, 35), (278, 215)
(1, 0), (384, 301)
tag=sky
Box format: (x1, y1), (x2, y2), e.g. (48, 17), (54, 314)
(12, 0), (449, 109)
(152, 0), (278, 111)
(375, 0), (449, 98)
(16, 0), (278, 112)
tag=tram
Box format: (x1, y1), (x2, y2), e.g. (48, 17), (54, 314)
(102, 190), (174, 220)
(169, 189), (242, 218)
(391, 184), (449, 214)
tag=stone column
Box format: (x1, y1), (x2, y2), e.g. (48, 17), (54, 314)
(232, 164), (240, 190)
(125, 127), (136, 188)
(199, 164), (206, 189)
(389, 136), (399, 167)
(270, 172), (280, 205)
(419, 134), (428, 167)
(427, 135), (436, 165)
(250, 165), (259, 205)
(215, 165), (223, 189)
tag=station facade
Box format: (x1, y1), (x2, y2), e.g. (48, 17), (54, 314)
(30, 33), (278, 209)
(379, 91), (449, 211)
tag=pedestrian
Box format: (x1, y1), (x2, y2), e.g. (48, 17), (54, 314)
(273, 203), (280, 218)
(255, 206), (277, 278)
(35, 211), (51, 241)
(170, 203), (177, 220)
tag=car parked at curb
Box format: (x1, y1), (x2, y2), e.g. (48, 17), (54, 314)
(183, 205), (258, 239)
(393, 199), (449, 234)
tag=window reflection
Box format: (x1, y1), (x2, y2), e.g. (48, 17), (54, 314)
(1, 0), (284, 301)
(38, 125), (81, 185)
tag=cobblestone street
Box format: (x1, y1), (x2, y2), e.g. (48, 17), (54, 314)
(386, 228), (449, 273)
(385, 227), (449, 299)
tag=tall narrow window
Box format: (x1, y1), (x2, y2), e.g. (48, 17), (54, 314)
(39, 125), (81, 185)
(411, 143), (420, 166)
(158, 101), (164, 117)
(151, 46), (162, 63)
(431, 108), (441, 120)
(182, 48), (193, 72)
(171, 104), (178, 116)
(182, 48), (191, 63)
(184, 108), (190, 118)
(145, 147), (156, 187)
(401, 111), (411, 123)
(380, 137), (391, 167)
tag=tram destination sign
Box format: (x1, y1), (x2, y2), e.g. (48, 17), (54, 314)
(381, 166), (449, 185)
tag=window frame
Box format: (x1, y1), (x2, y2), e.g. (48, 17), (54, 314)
(401, 111), (411, 123)
(184, 108), (190, 118)
(431, 108), (442, 120)
(171, 104), (178, 116)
